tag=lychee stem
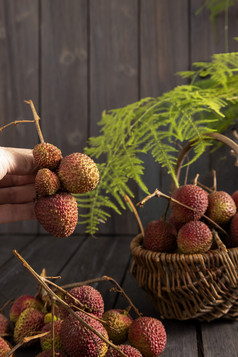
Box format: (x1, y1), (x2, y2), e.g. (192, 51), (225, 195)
(212, 169), (217, 191)
(6, 331), (49, 357)
(193, 173), (199, 185)
(0, 119), (35, 133)
(13, 250), (128, 357)
(25, 100), (45, 143)
(137, 188), (228, 236)
(124, 195), (144, 237)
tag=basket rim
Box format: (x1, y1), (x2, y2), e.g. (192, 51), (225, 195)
(130, 233), (238, 264)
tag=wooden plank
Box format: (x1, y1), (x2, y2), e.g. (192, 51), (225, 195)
(201, 320), (238, 357)
(0, 234), (85, 305)
(0, 0), (39, 234)
(58, 235), (133, 312)
(40, 0), (88, 235)
(139, 0), (190, 227)
(89, 0), (139, 235)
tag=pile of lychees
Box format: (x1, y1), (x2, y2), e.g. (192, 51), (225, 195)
(0, 285), (167, 357)
(33, 141), (99, 238)
(143, 183), (238, 254)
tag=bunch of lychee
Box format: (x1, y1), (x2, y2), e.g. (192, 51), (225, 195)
(143, 184), (238, 254)
(33, 142), (100, 238)
(1, 286), (167, 357)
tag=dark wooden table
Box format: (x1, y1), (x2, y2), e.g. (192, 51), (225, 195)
(0, 233), (238, 357)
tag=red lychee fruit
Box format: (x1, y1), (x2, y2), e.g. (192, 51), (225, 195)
(40, 320), (63, 351)
(106, 344), (143, 356)
(35, 168), (61, 196)
(102, 309), (133, 344)
(35, 192), (78, 238)
(65, 285), (104, 318)
(143, 220), (177, 252)
(177, 220), (213, 254)
(10, 294), (43, 323)
(57, 152), (100, 194)
(128, 316), (167, 357)
(0, 313), (10, 335)
(13, 307), (45, 346)
(33, 142), (62, 170)
(0, 336), (13, 356)
(230, 213), (238, 247)
(60, 310), (109, 357)
(206, 191), (237, 225)
(171, 184), (208, 223)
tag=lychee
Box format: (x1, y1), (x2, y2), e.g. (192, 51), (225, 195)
(128, 316), (167, 357)
(57, 152), (100, 194)
(43, 312), (60, 324)
(143, 220), (177, 252)
(65, 285), (104, 318)
(206, 191), (236, 225)
(13, 307), (44, 346)
(0, 313), (10, 335)
(171, 184), (208, 223)
(35, 168), (61, 196)
(33, 142), (62, 170)
(177, 220), (213, 254)
(10, 294), (43, 323)
(106, 344), (143, 356)
(35, 192), (78, 238)
(102, 309), (133, 344)
(230, 213), (238, 247)
(40, 320), (63, 351)
(60, 310), (109, 357)
(0, 336), (13, 356)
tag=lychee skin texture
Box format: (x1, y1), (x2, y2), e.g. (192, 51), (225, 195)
(177, 221), (213, 254)
(232, 190), (238, 209)
(60, 311), (109, 357)
(128, 316), (167, 357)
(105, 344), (143, 356)
(230, 213), (238, 247)
(65, 285), (104, 318)
(35, 168), (61, 196)
(206, 191), (237, 225)
(143, 220), (177, 253)
(10, 294), (43, 323)
(58, 152), (100, 194)
(40, 320), (63, 351)
(35, 192), (78, 238)
(35, 350), (67, 357)
(0, 313), (10, 335)
(33, 142), (62, 170)
(13, 307), (45, 346)
(102, 309), (133, 344)
(171, 184), (208, 223)
(0, 337), (13, 356)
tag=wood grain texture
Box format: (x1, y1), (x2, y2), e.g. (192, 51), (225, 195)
(201, 320), (238, 357)
(139, 0), (190, 227)
(0, 0), (39, 234)
(41, 0), (88, 156)
(89, 0), (139, 235)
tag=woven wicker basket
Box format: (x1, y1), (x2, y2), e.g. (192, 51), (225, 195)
(130, 133), (238, 322)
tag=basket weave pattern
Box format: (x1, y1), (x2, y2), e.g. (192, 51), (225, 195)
(130, 133), (238, 322)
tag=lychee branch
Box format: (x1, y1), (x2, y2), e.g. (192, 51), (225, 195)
(25, 100), (45, 143)
(0, 119), (35, 132)
(13, 250), (128, 357)
(137, 188), (228, 236)
(5, 331), (49, 357)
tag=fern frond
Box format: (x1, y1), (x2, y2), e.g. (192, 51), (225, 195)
(76, 52), (238, 235)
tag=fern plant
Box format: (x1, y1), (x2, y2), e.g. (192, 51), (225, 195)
(76, 52), (238, 235)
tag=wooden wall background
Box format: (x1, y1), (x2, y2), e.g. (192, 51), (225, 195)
(0, 0), (237, 236)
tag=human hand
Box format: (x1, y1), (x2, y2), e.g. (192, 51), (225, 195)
(0, 147), (37, 224)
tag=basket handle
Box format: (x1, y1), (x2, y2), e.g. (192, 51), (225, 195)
(174, 132), (238, 183)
